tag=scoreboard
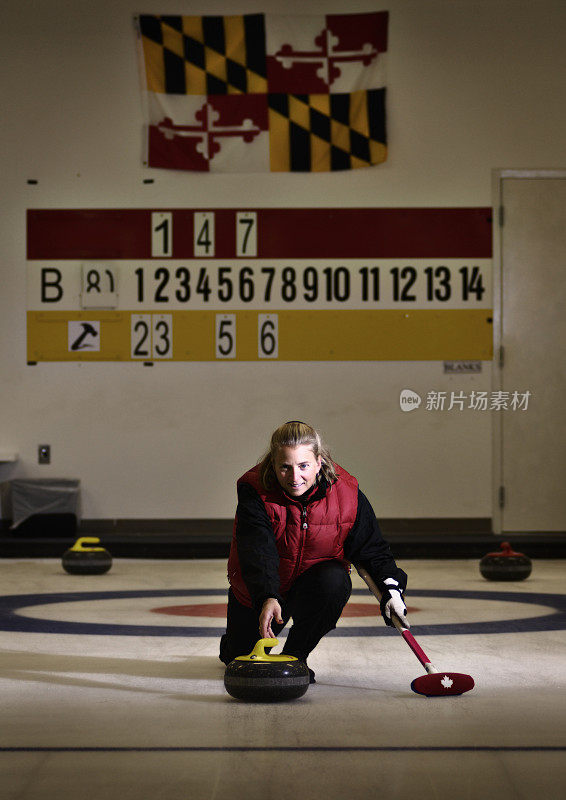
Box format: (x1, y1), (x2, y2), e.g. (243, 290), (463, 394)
(26, 208), (493, 362)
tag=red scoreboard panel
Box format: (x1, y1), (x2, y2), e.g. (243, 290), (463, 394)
(26, 208), (492, 362)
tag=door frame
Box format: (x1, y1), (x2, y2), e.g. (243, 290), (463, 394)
(491, 168), (566, 533)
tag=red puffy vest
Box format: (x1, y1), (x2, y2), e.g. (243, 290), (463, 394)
(228, 464), (359, 607)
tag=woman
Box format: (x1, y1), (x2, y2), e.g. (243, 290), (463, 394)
(220, 421), (408, 682)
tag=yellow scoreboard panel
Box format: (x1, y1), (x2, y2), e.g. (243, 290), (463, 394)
(26, 208), (493, 362)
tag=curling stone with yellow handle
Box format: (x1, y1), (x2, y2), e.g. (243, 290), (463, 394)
(224, 638), (310, 702)
(62, 537), (113, 575)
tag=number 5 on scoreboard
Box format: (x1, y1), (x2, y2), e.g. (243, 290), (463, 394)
(215, 314), (236, 359)
(258, 314), (278, 359)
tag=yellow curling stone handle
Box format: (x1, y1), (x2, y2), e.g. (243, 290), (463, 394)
(70, 537), (106, 553)
(235, 638), (299, 662)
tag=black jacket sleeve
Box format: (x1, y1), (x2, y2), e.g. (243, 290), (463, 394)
(343, 490), (408, 595)
(235, 482), (283, 610)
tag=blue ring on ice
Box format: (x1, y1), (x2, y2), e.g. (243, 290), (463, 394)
(0, 588), (564, 636)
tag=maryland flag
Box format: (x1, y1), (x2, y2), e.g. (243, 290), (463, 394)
(136, 11), (388, 172)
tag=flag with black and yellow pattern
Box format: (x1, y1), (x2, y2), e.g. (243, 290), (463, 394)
(137, 11), (388, 172)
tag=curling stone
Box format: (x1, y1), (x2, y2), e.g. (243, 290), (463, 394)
(62, 537), (112, 575)
(479, 541), (532, 581)
(224, 638), (310, 702)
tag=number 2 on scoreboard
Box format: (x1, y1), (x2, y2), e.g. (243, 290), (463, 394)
(131, 314), (173, 359)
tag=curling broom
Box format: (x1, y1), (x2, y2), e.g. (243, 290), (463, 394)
(356, 566), (475, 697)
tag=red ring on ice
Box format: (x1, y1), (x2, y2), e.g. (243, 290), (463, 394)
(150, 602), (419, 618)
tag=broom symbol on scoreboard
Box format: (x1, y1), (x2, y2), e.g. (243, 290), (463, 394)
(70, 322), (99, 351)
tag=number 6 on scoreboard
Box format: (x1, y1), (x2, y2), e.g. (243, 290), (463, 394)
(258, 314), (278, 359)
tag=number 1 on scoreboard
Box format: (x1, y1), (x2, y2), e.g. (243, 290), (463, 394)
(151, 213), (173, 257)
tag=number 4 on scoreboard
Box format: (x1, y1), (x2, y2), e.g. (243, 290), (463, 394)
(194, 212), (215, 257)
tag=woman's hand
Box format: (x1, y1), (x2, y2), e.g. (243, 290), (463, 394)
(379, 579), (407, 627)
(259, 598), (284, 639)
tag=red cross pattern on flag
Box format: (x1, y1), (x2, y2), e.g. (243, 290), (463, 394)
(266, 12), (386, 94)
(137, 11), (388, 172)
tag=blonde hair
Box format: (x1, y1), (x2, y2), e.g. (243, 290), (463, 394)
(258, 421), (337, 491)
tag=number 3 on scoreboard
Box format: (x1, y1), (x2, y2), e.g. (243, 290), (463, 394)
(215, 314), (236, 359)
(131, 314), (173, 359)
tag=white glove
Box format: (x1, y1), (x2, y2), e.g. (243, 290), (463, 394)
(380, 578), (407, 627)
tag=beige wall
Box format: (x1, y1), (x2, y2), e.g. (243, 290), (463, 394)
(2, 0), (565, 520)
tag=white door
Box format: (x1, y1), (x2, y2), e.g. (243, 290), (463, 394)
(493, 171), (566, 532)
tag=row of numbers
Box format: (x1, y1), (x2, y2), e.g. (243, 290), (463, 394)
(131, 314), (173, 359)
(151, 211), (257, 257)
(130, 313), (279, 359)
(31, 261), (490, 311)
(134, 264), (486, 304)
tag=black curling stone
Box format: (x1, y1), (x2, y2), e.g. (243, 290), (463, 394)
(62, 537), (112, 575)
(224, 638), (310, 702)
(479, 541), (532, 581)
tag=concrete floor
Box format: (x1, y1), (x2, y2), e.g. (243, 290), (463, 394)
(0, 557), (565, 799)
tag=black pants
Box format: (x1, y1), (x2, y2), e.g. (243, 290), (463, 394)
(219, 560), (352, 665)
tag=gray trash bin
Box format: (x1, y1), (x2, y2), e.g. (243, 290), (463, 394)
(10, 478), (80, 536)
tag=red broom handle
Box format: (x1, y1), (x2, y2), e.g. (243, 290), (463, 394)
(400, 629), (438, 674)
(356, 565), (439, 675)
